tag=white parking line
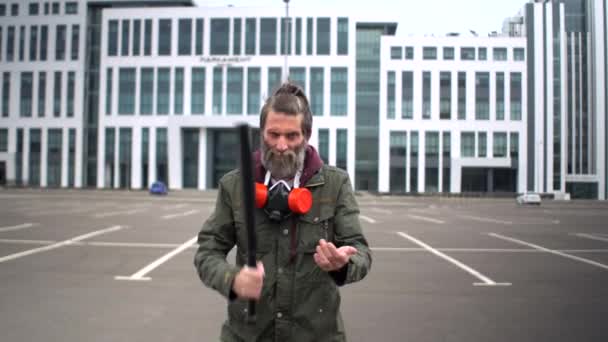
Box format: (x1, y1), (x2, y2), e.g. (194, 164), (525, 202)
(489, 233), (608, 271)
(162, 203), (188, 210)
(573, 233), (608, 243)
(397, 232), (511, 286)
(115, 236), (198, 281)
(459, 215), (512, 225)
(0, 223), (39, 233)
(360, 215), (377, 224)
(407, 214), (445, 224)
(94, 209), (147, 218)
(0, 225), (125, 264)
(162, 209), (200, 220)
(370, 208), (392, 215)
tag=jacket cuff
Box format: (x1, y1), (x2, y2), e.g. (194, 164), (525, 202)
(329, 263), (349, 286)
(221, 266), (241, 300)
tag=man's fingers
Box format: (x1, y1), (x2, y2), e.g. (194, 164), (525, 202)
(341, 246), (358, 256)
(256, 261), (265, 277)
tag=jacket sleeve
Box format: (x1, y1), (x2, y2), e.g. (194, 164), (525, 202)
(193, 180), (240, 299)
(329, 175), (372, 286)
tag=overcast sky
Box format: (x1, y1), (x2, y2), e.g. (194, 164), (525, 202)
(193, 0), (528, 35)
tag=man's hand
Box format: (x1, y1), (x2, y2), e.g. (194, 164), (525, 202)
(233, 261), (265, 300)
(314, 239), (358, 272)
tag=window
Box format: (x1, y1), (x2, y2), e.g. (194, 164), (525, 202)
(43, 3), (48, 14)
(132, 20), (141, 55)
(267, 67), (281, 96)
(389, 131), (407, 192)
(191, 67), (205, 114)
(423, 47), (437, 60)
(493, 47), (507, 61)
(460, 47), (475, 60)
(310, 67), (324, 116)
(510, 72), (522, 120)
(20, 72), (33, 117)
(233, 18), (242, 55)
(108, 20), (118, 56)
(38, 72), (46, 117)
(178, 19), (192, 56)
(496, 72), (505, 120)
(443, 47), (454, 60)
(226, 67), (243, 114)
(330, 67), (347, 116)
(478, 132), (487, 157)
(316, 18), (330, 55)
(401, 71), (413, 119)
(65, 2), (77, 14)
(0, 129), (7, 152)
(306, 18), (313, 55)
(289, 67), (305, 92)
(106, 68), (112, 115)
(318, 129), (329, 164)
(387, 71), (395, 119)
(390, 46), (402, 59)
(19, 26), (25, 61)
(118, 68), (136, 115)
(442, 131), (451, 193)
(40, 25), (47, 60)
(140, 68), (153, 115)
(6, 26), (14, 61)
(53, 71), (61, 117)
(337, 18), (348, 55)
(0, 4), (5, 16)
(212, 67), (223, 114)
(461, 132), (475, 157)
(425, 132), (439, 192)
(336, 129), (347, 170)
(439, 72), (451, 119)
(513, 47), (525, 61)
(71, 25), (79, 60)
(195, 19), (204, 55)
(422, 71), (431, 119)
(29, 3), (39, 15)
(144, 19), (152, 56)
(158, 19), (172, 56)
(478, 47), (487, 60)
(260, 18), (277, 55)
(295, 18), (302, 55)
(405, 46), (414, 60)
(510, 132), (519, 158)
(247, 67), (260, 115)
(410, 131), (419, 192)
(2, 72), (10, 117)
(11, 3), (18, 16)
(475, 72), (489, 120)
(245, 18), (256, 55)
(120, 20), (131, 56)
(30, 26), (38, 61)
(457, 72), (466, 120)
(67, 71), (74, 117)
(52, 2), (59, 15)
(156, 68), (170, 115)
(280, 18), (291, 55)
(174, 68), (184, 115)
(47, 129), (62, 187)
(493, 132), (507, 157)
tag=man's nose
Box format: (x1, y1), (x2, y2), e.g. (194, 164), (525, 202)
(275, 137), (288, 152)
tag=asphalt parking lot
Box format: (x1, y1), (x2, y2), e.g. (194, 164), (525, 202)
(1, 189), (607, 342)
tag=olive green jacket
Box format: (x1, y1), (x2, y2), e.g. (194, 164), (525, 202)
(194, 163), (371, 342)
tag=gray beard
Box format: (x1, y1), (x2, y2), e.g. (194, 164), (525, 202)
(260, 141), (307, 180)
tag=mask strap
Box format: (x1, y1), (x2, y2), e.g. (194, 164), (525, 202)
(293, 170), (302, 189)
(264, 170), (271, 186)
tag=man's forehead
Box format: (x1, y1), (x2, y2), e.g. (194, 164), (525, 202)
(265, 111), (303, 127)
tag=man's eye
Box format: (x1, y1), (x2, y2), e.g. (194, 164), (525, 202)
(269, 132), (279, 139)
(287, 133), (299, 140)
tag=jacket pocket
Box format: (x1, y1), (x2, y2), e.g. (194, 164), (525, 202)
(297, 205), (335, 253)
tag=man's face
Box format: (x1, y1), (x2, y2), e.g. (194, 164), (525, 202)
(261, 111), (307, 180)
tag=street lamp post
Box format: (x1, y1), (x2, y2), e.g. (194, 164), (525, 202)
(283, 0), (290, 82)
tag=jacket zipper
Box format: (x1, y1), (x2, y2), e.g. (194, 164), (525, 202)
(322, 220), (328, 240)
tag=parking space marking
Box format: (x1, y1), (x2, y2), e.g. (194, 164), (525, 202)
(459, 215), (512, 225)
(115, 236), (198, 281)
(162, 209), (200, 220)
(162, 203), (189, 210)
(360, 215), (377, 224)
(94, 209), (147, 218)
(370, 208), (392, 215)
(407, 214), (445, 224)
(489, 233), (608, 271)
(573, 233), (608, 243)
(0, 223), (39, 232)
(397, 232), (511, 286)
(0, 225), (125, 264)
(0, 238), (54, 245)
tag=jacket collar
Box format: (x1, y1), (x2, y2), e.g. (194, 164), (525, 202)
(253, 145), (324, 186)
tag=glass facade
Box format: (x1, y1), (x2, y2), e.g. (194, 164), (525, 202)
(119, 128), (132, 188)
(461, 132), (475, 157)
(196, 19), (204, 55)
(142, 128), (149, 188)
(337, 18), (348, 55)
(336, 129), (347, 171)
(457, 72), (466, 120)
(144, 19), (152, 56)
(280, 18), (292, 55)
(493, 132), (507, 157)
(182, 129), (199, 188)
(53, 71), (61, 117)
(227, 67), (243, 114)
(289, 67), (306, 91)
(140, 68), (154, 115)
(247, 67), (261, 115)
(425, 131), (439, 192)
(268, 67), (281, 96)
(402, 71), (413, 119)
(20, 72), (33, 117)
(118, 68), (135, 115)
(422, 71), (431, 119)
(67, 71), (75, 117)
(2, 72), (9, 117)
(158, 19), (172, 56)
(38, 74), (48, 116)
(105, 127), (115, 187)
(55, 25), (66, 60)
(478, 132), (487, 157)
(410, 131), (418, 192)
(133, 20), (141, 55)
(389, 131), (407, 192)
(121, 20), (130, 56)
(496, 72), (505, 120)
(245, 18), (256, 55)
(191, 67), (206, 114)
(29, 128), (41, 186)
(157, 68), (170, 115)
(68, 129), (75, 187)
(30, 25), (38, 61)
(442, 132), (451, 193)
(174, 68), (184, 115)
(213, 67), (223, 114)
(423, 47), (437, 60)
(260, 18), (277, 55)
(233, 18), (242, 55)
(510, 72), (522, 120)
(156, 127), (168, 185)
(317, 18), (330, 55)
(178, 19), (192, 56)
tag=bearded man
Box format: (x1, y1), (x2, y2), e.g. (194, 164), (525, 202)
(194, 82), (371, 342)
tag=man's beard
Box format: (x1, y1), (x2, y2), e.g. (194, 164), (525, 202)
(261, 140), (307, 180)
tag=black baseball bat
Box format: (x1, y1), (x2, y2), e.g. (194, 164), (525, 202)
(237, 123), (257, 323)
